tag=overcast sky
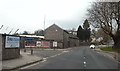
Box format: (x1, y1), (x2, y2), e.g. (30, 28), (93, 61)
(0, 0), (95, 34)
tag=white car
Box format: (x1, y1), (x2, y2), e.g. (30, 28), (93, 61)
(90, 44), (95, 49)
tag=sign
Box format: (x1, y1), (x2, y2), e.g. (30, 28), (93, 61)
(24, 37), (36, 47)
(5, 36), (20, 48)
(53, 41), (57, 47)
(36, 41), (42, 47)
(41, 41), (50, 48)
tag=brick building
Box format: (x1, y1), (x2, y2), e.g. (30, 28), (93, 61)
(44, 24), (79, 48)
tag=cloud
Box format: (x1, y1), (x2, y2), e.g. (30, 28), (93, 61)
(0, 0), (93, 34)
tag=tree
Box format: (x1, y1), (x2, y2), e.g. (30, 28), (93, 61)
(87, 2), (120, 48)
(22, 31), (29, 35)
(83, 19), (90, 30)
(85, 28), (91, 41)
(83, 19), (91, 41)
(91, 29), (96, 38)
(77, 25), (84, 41)
(77, 20), (91, 42)
(34, 29), (44, 36)
(96, 28), (111, 44)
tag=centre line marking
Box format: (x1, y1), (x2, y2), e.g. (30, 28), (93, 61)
(84, 61), (86, 64)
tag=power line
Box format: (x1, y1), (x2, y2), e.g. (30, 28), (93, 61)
(0, 25), (3, 30)
(8, 28), (13, 34)
(14, 29), (19, 34)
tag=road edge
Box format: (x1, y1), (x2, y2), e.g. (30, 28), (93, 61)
(2, 58), (43, 71)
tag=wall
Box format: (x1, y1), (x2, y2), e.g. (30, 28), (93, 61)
(63, 31), (69, 48)
(69, 37), (79, 47)
(76, 39), (80, 46)
(69, 38), (75, 47)
(79, 42), (90, 46)
(0, 34), (2, 61)
(2, 34), (20, 60)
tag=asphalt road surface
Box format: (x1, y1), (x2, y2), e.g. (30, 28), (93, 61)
(19, 46), (119, 70)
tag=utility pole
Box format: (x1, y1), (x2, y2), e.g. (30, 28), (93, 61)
(44, 15), (46, 31)
(43, 15), (46, 36)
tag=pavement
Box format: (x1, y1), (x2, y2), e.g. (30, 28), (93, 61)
(2, 50), (43, 70)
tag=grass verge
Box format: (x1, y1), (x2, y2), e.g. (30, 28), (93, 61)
(100, 47), (120, 53)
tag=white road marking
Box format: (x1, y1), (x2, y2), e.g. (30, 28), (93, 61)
(84, 64), (86, 67)
(84, 61), (86, 64)
(45, 57), (49, 59)
(48, 52), (63, 58)
(41, 58), (47, 62)
(20, 50), (70, 69)
(83, 61), (87, 67)
(63, 50), (69, 53)
(43, 58), (47, 60)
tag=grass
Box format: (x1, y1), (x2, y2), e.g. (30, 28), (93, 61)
(100, 47), (120, 53)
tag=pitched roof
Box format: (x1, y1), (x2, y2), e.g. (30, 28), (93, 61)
(45, 24), (63, 31)
(45, 24), (69, 34)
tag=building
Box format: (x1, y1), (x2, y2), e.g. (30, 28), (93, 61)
(67, 30), (77, 36)
(44, 24), (79, 48)
(19, 34), (55, 49)
(69, 33), (79, 47)
(19, 35), (44, 39)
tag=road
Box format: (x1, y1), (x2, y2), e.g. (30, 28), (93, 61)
(19, 46), (119, 70)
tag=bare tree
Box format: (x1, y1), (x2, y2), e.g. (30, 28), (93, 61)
(34, 29), (44, 36)
(22, 31), (29, 35)
(96, 28), (111, 44)
(87, 1), (120, 48)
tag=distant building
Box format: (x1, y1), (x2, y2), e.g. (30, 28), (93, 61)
(69, 33), (79, 47)
(44, 24), (79, 48)
(19, 35), (45, 48)
(19, 35), (44, 39)
(67, 30), (77, 36)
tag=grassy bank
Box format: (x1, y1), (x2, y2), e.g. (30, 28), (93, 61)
(100, 47), (120, 53)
